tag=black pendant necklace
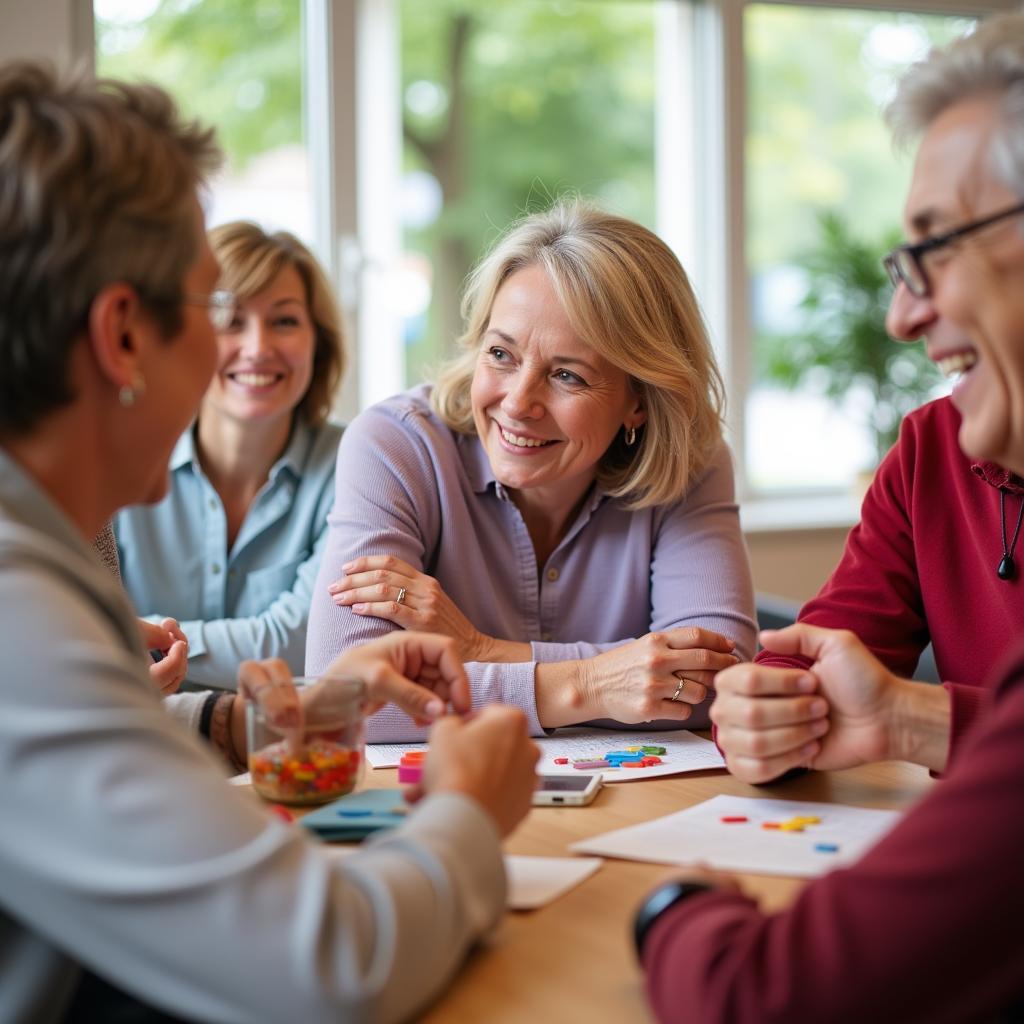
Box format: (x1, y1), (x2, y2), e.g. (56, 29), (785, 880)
(997, 490), (1024, 581)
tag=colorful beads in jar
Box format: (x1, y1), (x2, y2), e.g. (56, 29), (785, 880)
(247, 676), (365, 806)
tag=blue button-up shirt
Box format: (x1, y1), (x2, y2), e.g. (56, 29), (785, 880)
(115, 420), (342, 688)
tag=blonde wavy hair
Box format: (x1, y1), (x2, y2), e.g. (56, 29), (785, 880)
(431, 201), (725, 508)
(208, 222), (344, 427)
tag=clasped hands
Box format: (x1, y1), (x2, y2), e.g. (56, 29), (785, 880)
(645, 623), (929, 907)
(710, 623), (940, 784)
(139, 617), (189, 695)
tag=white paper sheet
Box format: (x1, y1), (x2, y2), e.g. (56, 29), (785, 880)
(503, 855), (603, 909)
(366, 727), (725, 782)
(571, 794), (903, 878)
(325, 846), (602, 909)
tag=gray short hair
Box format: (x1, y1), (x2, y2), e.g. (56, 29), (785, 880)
(209, 222), (345, 427)
(887, 13), (1024, 197)
(0, 62), (221, 434)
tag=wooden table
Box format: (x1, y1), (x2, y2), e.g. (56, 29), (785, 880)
(358, 758), (931, 1023)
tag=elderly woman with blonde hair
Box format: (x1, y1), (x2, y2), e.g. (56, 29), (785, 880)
(309, 201), (757, 740)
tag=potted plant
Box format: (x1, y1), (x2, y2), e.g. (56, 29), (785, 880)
(759, 210), (940, 473)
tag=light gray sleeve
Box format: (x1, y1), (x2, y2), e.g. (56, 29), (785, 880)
(162, 690), (208, 732)
(0, 566), (506, 1024)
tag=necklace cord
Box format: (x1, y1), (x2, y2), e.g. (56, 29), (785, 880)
(998, 489), (1024, 581)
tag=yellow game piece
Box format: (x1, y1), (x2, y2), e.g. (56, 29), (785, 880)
(779, 821), (805, 832)
(792, 815), (821, 825)
(626, 746), (642, 752)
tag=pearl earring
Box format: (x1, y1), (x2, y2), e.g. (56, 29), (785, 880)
(118, 372), (146, 408)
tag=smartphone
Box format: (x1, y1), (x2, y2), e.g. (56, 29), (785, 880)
(532, 773), (602, 807)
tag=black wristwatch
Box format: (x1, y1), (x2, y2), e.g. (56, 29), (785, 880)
(633, 881), (713, 958)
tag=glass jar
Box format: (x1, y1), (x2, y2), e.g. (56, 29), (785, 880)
(247, 676), (366, 806)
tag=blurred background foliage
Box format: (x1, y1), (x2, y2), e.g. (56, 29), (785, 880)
(758, 212), (939, 465)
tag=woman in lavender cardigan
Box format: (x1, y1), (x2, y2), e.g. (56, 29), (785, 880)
(308, 202), (756, 741)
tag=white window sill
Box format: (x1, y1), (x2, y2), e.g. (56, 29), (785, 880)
(739, 493), (861, 534)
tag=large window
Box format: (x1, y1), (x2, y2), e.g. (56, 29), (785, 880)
(88, 0), (1009, 508)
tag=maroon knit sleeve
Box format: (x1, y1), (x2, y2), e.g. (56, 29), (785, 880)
(643, 650), (1024, 1024)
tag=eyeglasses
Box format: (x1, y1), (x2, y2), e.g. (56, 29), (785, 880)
(183, 289), (238, 331)
(882, 201), (1024, 298)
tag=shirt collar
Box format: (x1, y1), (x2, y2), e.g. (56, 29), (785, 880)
(455, 428), (608, 515)
(458, 430), (498, 495)
(269, 420), (312, 482)
(971, 459), (1024, 495)
(169, 426), (197, 472)
(172, 419), (313, 481)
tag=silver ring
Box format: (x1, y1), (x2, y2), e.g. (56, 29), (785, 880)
(395, 587), (407, 606)
(669, 677), (685, 702)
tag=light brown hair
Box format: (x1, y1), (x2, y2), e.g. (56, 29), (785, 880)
(432, 201), (725, 508)
(208, 222), (345, 426)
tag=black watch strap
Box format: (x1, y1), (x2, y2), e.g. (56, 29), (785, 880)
(633, 881), (713, 958)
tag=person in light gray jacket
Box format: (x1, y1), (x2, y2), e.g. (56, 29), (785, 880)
(0, 60), (538, 1024)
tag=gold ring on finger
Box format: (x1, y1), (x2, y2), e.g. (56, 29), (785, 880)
(395, 586), (407, 606)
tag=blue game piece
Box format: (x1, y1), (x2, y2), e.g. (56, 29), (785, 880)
(337, 809), (374, 817)
(814, 843), (840, 853)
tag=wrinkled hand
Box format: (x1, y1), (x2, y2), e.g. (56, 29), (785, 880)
(237, 633), (473, 754)
(415, 706), (540, 837)
(237, 658), (302, 752)
(328, 555), (494, 662)
(139, 617), (188, 696)
(322, 631), (471, 724)
(712, 625), (903, 783)
(580, 628), (738, 723)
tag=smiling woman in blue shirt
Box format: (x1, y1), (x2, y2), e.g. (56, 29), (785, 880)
(115, 222), (345, 688)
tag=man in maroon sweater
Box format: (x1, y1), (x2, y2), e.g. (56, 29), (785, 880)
(639, 14), (1024, 1022)
(714, 395), (1018, 784)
